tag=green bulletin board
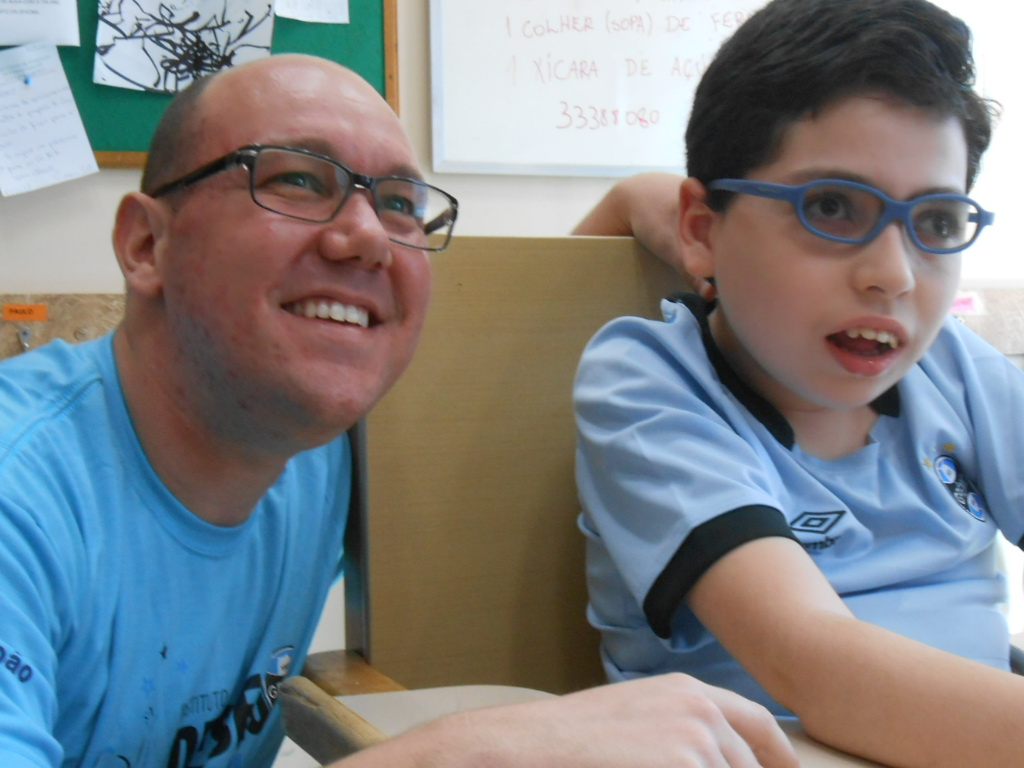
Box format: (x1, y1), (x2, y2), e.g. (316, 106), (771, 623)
(46, 0), (395, 166)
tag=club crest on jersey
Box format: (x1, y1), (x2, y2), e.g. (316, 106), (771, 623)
(934, 454), (987, 521)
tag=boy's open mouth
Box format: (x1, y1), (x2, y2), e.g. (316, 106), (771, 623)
(827, 327), (901, 356)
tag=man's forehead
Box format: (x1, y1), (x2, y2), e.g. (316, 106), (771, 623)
(200, 60), (419, 175)
(205, 59), (381, 118)
(262, 135), (423, 180)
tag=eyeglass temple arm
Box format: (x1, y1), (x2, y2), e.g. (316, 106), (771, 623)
(150, 152), (252, 198)
(424, 209), (455, 235)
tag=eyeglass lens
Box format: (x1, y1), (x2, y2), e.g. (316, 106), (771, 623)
(250, 148), (455, 249)
(799, 181), (981, 252)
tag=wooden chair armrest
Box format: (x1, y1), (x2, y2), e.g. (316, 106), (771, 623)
(301, 650), (406, 696)
(279, 675), (388, 765)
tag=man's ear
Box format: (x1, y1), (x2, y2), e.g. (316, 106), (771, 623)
(677, 177), (718, 284)
(113, 192), (170, 299)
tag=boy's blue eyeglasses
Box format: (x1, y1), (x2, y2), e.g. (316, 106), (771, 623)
(708, 178), (993, 255)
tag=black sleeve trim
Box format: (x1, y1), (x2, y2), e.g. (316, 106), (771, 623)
(642, 505), (796, 638)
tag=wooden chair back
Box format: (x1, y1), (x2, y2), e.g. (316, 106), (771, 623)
(352, 236), (685, 693)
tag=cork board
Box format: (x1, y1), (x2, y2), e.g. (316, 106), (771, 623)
(0, 293), (123, 360)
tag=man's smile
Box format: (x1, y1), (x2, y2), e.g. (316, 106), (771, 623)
(284, 298), (371, 328)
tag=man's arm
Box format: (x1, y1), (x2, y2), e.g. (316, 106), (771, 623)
(688, 536), (1024, 768)
(573, 173), (714, 300)
(330, 674), (799, 768)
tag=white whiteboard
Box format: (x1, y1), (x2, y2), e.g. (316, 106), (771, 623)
(430, 0), (767, 177)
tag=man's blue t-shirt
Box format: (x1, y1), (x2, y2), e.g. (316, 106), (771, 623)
(0, 335), (350, 768)
(575, 296), (1024, 713)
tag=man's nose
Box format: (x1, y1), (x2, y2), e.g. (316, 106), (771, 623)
(319, 189), (393, 269)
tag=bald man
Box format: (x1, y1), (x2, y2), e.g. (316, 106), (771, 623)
(0, 55), (796, 768)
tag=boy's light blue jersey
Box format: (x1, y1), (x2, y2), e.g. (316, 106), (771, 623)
(0, 335), (350, 768)
(575, 295), (1023, 714)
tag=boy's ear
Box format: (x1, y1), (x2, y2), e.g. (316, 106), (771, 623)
(677, 177), (718, 283)
(112, 192), (170, 299)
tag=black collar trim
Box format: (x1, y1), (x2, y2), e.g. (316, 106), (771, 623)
(668, 293), (901, 450)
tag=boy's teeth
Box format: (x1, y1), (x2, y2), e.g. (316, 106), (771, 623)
(845, 327), (898, 348)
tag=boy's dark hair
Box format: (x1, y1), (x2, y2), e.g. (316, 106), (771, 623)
(140, 74), (217, 196)
(686, 0), (996, 209)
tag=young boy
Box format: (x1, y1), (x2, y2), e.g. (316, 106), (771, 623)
(574, 1), (1024, 765)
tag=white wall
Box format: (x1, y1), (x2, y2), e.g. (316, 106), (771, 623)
(935, 0), (1024, 286)
(0, 169), (134, 293)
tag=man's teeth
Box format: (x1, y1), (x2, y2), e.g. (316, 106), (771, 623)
(845, 327), (899, 349)
(291, 299), (369, 328)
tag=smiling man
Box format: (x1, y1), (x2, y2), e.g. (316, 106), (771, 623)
(0, 55), (798, 768)
(574, 1), (1024, 767)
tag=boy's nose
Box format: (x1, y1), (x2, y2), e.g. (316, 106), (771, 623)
(852, 222), (916, 297)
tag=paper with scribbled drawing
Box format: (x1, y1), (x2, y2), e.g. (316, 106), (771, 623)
(93, 0), (273, 93)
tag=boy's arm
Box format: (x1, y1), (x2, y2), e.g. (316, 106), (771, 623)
(573, 173), (714, 300)
(328, 673), (799, 768)
(688, 535), (1024, 768)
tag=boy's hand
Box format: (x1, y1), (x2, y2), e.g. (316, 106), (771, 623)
(573, 172), (716, 301)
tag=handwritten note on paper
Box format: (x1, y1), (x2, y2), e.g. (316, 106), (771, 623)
(430, 0), (768, 176)
(0, 43), (98, 196)
(275, 0), (348, 24)
(0, 0), (80, 46)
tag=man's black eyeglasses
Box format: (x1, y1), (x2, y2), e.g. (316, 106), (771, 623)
(150, 144), (459, 252)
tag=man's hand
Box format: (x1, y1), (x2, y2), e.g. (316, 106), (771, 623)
(336, 674), (798, 768)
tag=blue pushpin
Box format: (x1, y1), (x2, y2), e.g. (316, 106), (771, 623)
(24, 75), (31, 85)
